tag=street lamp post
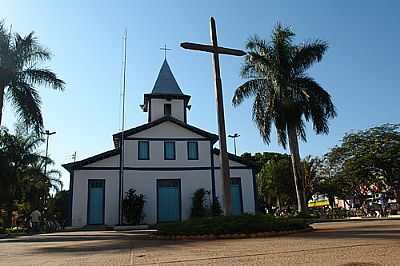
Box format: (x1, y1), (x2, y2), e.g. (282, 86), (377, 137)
(228, 133), (240, 156)
(43, 130), (56, 176)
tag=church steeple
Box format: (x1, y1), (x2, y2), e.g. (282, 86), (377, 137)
(142, 59), (191, 123)
(151, 60), (183, 95)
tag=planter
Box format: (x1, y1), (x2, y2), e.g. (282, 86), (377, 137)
(113, 225), (149, 231)
(154, 228), (313, 241)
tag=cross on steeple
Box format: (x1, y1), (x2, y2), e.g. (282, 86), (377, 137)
(160, 44), (172, 59)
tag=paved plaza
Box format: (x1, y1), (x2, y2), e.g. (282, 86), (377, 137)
(0, 220), (399, 265)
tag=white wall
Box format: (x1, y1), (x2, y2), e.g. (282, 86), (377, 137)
(150, 98), (185, 122)
(214, 168), (255, 214)
(72, 169), (119, 227)
(123, 139), (211, 167)
(123, 169), (213, 224)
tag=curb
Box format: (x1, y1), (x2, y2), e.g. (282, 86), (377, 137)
(0, 233), (9, 239)
(150, 227), (313, 241)
(310, 217), (400, 224)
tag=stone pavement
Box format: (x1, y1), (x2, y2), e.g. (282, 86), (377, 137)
(0, 220), (399, 265)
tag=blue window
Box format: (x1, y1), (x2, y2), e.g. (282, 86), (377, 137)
(164, 141), (176, 160)
(187, 141), (199, 160)
(138, 141), (149, 160)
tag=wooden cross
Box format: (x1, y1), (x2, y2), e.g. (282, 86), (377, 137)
(160, 44), (172, 59)
(181, 17), (245, 215)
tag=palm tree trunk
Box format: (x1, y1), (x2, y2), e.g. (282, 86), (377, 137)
(287, 124), (307, 213)
(0, 84), (5, 126)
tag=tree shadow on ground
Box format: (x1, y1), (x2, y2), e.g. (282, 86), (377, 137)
(1, 232), (204, 254)
(3, 222), (400, 255)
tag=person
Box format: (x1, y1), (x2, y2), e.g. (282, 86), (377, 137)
(30, 209), (41, 233)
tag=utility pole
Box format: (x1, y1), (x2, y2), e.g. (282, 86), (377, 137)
(43, 130), (56, 176)
(181, 17), (245, 215)
(228, 133), (240, 156)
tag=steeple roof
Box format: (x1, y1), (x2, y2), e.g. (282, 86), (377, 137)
(151, 59), (183, 95)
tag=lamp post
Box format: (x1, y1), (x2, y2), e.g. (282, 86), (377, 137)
(43, 130), (56, 176)
(228, 133), (240, 156)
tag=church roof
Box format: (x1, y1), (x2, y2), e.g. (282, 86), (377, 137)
(151, 59), (183, 95)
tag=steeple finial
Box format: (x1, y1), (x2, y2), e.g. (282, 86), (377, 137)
(160, 44), (171, 60)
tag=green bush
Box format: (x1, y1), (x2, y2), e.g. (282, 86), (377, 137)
(122, 189), (145, 225)
(191, 189), (208, 218)
(0, 227), (5, 234)
(156, 214), (309, 236)
(211, 197), (223, 216)
(5, 227), (26, 234)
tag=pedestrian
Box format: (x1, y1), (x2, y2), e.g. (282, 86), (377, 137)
(30, 209), (41, 233)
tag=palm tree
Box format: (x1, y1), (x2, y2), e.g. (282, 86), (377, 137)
(232, 24), (336, 212)
(0, 21), (64, 131)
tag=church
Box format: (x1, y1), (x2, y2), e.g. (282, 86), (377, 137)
(63, 59), (256, 227)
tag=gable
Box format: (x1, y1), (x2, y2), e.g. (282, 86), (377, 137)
(62, 148), (120, 172)
(130, 121), (207, 139)
(113, 116), (218, 147)
(86, 154), (120, 167)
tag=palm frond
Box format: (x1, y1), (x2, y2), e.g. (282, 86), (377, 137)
(293, 76), (336, 134)
(252, 91), (272, 144)
(232, 79), (267, 106)
(21, 68), (65, 90)
(15, 32), (51, 67)
(7, 81), (43, 131)
(292, 40), (328, 74)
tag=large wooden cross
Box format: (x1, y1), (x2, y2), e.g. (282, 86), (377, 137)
(181, 17), (245, 215)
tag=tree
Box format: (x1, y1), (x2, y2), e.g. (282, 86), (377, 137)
(311, 156), (352, 208)
(0, 126), (62, 226)
(47, 190), (70, 226)
(0, 21), (64, 131)
(303, 155), (319, 202)
(321, 124), (400, 205)
(232, 24), (336, 212)
(257, 156), (295, 210)
(241, 152), (295, 211)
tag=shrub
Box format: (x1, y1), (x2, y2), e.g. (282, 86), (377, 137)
(5, 227), (26, 234)
(191, 189), (208, 218)
(122, 189), (145, 225)
(156, 214), (309, 236)
(211, 197), (223, 216)
(0, 227), (5, 234)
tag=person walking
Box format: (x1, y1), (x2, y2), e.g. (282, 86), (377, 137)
(30, 209), (41, 233)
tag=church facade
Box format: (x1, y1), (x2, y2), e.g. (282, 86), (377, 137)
(63, 60), (256, 227)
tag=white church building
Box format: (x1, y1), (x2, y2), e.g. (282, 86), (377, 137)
(63, 60), (256, 227)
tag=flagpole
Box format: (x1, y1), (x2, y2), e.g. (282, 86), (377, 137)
(119, 29), (127, 225)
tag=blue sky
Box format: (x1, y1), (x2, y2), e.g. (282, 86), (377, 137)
(3, 1), (400, 188)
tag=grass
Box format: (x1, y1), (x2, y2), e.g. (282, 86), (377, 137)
(156, 214), (310, 236)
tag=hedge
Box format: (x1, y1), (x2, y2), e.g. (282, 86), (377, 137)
(156, 214), (310, 236)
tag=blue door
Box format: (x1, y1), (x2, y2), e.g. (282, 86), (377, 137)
(88, 180), (105, 225)
(231, 178), (243, 215)
(158, 180), (181, 222)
